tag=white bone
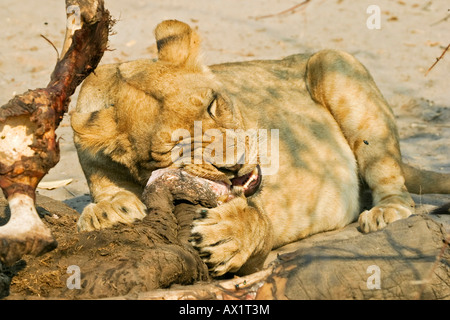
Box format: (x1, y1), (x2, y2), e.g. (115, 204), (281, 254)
(0, 116), (35, 167)
(0, 194), (55, 266)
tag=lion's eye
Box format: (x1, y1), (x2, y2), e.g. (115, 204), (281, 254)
(207, 98), (217, 119)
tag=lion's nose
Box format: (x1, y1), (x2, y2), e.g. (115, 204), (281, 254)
(224, 163), (243, 172)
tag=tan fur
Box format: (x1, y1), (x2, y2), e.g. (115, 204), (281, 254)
(71, 20), (450, 276)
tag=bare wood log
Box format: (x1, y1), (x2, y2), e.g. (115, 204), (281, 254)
(1, 169), (218, 299)
(111, 214), (450, 300)
(0, 0), (111, 266)
(2, 188), (449, 300)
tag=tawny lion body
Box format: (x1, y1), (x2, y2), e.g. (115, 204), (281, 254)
(71, 20), (450, 276)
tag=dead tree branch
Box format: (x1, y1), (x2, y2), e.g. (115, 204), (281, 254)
(0, 0), (111, 266)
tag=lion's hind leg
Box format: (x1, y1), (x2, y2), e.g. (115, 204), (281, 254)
(306, 50), (414, 233)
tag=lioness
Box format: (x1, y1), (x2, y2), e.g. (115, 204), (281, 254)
(71, 20), (450, 276)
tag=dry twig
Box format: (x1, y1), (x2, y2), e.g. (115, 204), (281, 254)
(430, 9), (450, 26)
(253, 0), (311, 20)
(425, 43), (450, 76)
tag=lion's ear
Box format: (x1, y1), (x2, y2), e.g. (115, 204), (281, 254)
(155, 20), (201, 69)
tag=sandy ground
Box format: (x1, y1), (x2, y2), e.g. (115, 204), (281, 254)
(0, 0), (449, 213)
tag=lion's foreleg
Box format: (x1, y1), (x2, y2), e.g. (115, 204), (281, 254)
(74, 147), (147, 231)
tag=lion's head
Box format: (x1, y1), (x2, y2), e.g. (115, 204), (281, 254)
(73, 20), (262, 197)
(148, 20), (262, 197)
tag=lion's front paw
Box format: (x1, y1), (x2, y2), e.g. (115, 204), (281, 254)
(358, 203), (413, 233)
(77, 192), (147, 232)
(189, 197), (269, 277)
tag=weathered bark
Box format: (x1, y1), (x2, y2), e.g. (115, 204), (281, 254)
(1, 169), (218, 299)
(0, 0), (111, 266)
(110, 214), (450, 300)
(2, 189), (448, 300)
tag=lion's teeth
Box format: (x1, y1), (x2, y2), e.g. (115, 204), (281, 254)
(243, 177), (255, 189)
(243, 167), (259, 189)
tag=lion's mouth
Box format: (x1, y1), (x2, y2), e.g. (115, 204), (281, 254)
(147, 165), (262, 202)
(230, 165), (262, 197)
